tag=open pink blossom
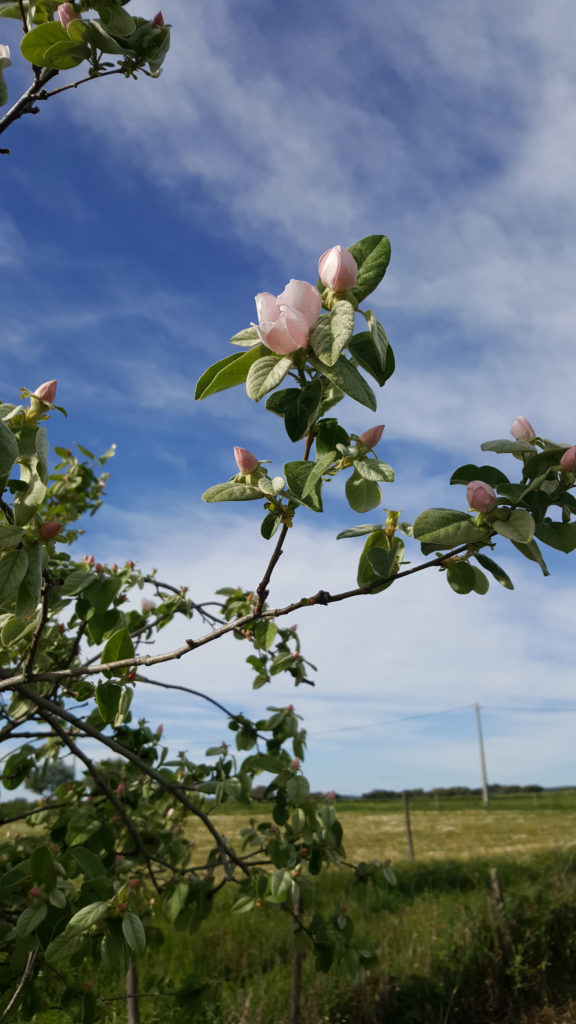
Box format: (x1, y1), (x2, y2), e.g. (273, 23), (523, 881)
(318, 245), (358, 292)
(254, 279), (322, 355)
(466, 480), (498, 513)
(234, 447), (259, 474)
(510, 416), (535, 442)
(359, 424), (385, 448)
(34, 380), (57, 404)
(560, 446), (576, 472)
(57, 3), (81, 28)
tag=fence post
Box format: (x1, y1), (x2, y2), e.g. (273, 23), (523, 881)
(126, 959), (140, 1024)
(289, 890), (303, 1024)
(489, 866), (511, 960)
(402, 791), (415, 861)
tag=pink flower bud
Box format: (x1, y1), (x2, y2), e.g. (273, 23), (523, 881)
(128, 878), (139, 889)
(141, 599), (156, 612)
(286, 704), (294, 712)
(83, 554), (95, 565)
(58, 3), (80, 28)
(39, 521), (62, 541)
(560, 446), (576, 472)
(234, 447), (259, 474)
(318, 245), (358, 292)
(33, 380), (57, 404)
(28, 886), (42, 898)
(166, 807), (175, 817)
(253, 280), (322, 355)
(359, 424), (385, 449)
(466, 480), (498, 513)
(152, 11), (164, 25)
(510, 416), (535, 442)
(291, 757), (301, 771)
(326, 790), (336, 801)
(155, 724), (163, 737)
(116, 783), (125, 796)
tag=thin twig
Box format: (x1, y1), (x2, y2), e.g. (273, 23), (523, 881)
(1, 950), (37, 1021)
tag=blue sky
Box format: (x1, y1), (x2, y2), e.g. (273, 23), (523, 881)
(2, 0), (576, 794)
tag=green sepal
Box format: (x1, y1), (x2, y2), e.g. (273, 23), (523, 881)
(309, 354), (377, 411)
(309, 301), (355, 366)
(195, 346), (265, 400)
(246, 354), (293, 401)
(412, 508), (490, 549)
(202, 481), (264, 502)
(347, 235), (391, 305)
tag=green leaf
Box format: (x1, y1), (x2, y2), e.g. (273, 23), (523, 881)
(522, 447), (565, 480)
(315, 417), (349, 455)
(363, 310), (389, 370)
(1, 613), (39, 647)
(446, 561), (476, 595)
(493, 510), (535, 544)
(253, 620), (277, 651)
(114, 686), (133, 727)
(71, 847), (107, 880)
(535, 521), (576, 553)
(66, 814), (101, 847)
(122, 912), (146, 957)
(348, 331), (395, 386)
(354, 458), (394, 483)
(269, 870), (292, 903)
(0, 419), (17, 476)
(20, 20), (88, 67)
(345, 471), (381, 513)
(357, 532), (403, 593)
(475, 552), (514, 590)
(284, 461), (323, 512)
(310, 355), (377, 411)
(301, 450), (336, 498)
(164, 882), (189, 923)
(31, 846), (57, 890)
(68, 900), (109, 932)
(286, 775), (310, 806)
(348, 235), (391, 304)
(59, 567), (93, 596)
(336, 524), (381, 539)
(229, 326), (261, 347)
(261, 512), (280, 539)
(45, 928), (87, 964)
(84, 577), (123, 614)
(450, 464), (510, 488)
(266, 380), (323, 441)
(366, 544), (400, 579)
(15, 904), (48, 937)
(0, 524), (26, 548)
(246, 355), (293, 401)
(195, 346), (265, 400)
(13, 457), (47, 525)
(101, 627), (135, 677)
(202, 481), (264, 502)
(481, 439), (536, 455)
(309, 301), (355, 366)
(412, 509), (490, 549)
(96, 681), (122, 723)
(15, 542), (43, 618)
(472, 567), (490, 595)
(0, 548), (29, 606)
(43, 38), (89, 68)
(232, 895), (255, 914)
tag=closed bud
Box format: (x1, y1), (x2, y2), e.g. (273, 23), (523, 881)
(560, 446), (576, 472)
(28, 886), (42, 898)
(510, 416), (535, 442)
(466, 480), (498, 513)
(33, 379), (57, 404)
(39, 521), (61, 541)
(58, 3), (81, 28)
(359, 424), (385, 449)
(318, 245), (358, 292)
(156, 724), (163, 737)
(152, 10), (164, 25)
(83, 554), (95, 565)
(128, 878), (139, 889)
(291, 757), (301, 771)
(116, 782), (125, 796)
(234, 447), (259, 474)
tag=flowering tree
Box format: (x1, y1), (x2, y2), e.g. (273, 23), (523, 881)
(2, 11), (576, 1023)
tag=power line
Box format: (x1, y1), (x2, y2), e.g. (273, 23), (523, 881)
(311, 703), (576, 736)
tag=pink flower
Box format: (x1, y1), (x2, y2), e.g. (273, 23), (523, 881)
(28, 886), (42, 898)
(254, 280), (322, 355)
(58, 3), (81, 28)
(466, 480), (498, 514)
(83, 554), (95, 565)
(560, 446), (576, 472)
(141, 599), (156, 612)
(33, 380), (57, 404)
(128, 878), (139, 889)
(359, 424), (385, 449)
(234, 447), (259, 474)
(116, 783), (125, 796)
(510, 416), (535, 442)
(155, 724), (163, 737)
(39, 521), (61, 540)
(291, 757), (301, 771)
(152, 11), (164, 25)
(318, 245), (358, 292)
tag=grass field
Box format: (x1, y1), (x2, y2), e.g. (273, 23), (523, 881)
(10, 792), (576, 1024)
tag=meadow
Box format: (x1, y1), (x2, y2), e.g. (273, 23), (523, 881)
(14, 791), (576, 1024)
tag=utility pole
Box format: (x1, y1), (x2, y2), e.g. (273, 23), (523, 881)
(474, 702), (489, 806)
